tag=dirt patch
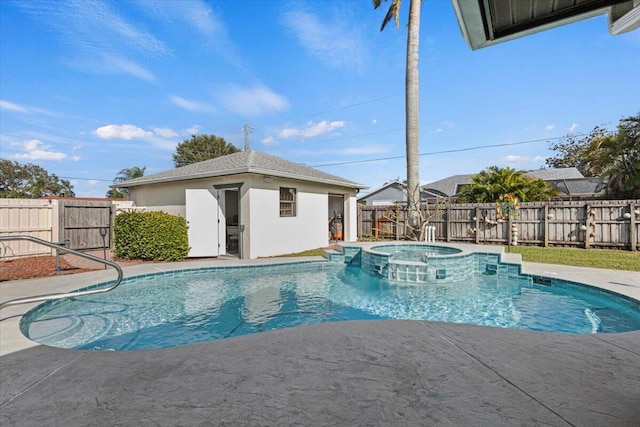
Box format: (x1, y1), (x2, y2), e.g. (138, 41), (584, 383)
(0, 256), (94, 282)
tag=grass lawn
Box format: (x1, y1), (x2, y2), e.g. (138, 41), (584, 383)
(275, 244), (639, 272)
(509, 246), (640, 272)
(274, 248), (327, 258)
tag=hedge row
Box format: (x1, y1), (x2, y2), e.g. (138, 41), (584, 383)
(114, 211), (189, 261)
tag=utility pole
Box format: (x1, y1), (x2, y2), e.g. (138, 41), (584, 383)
(243, 124), (253, 151)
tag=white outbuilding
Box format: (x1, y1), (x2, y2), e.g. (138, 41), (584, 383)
(113, 150), (367, 259)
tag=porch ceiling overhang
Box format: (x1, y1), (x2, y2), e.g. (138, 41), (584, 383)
(453, 0), (640, 50)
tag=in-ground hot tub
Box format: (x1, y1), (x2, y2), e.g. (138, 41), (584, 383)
(361, 243), (477, 283)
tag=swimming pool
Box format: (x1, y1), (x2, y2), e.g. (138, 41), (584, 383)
(21, 252), (640, 351)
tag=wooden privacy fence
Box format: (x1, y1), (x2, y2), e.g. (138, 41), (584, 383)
(358, 200), (640, 251)
(0, 199), (114, 258)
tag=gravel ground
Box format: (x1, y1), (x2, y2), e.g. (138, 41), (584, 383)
(0, 255), (93, 282)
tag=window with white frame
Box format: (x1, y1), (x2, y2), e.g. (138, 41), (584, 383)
(279, 187), (296, 217)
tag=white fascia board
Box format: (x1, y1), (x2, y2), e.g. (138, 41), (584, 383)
(609, 3), (640, 34)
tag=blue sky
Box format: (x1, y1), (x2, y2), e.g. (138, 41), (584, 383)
(1, 0), (638, 198)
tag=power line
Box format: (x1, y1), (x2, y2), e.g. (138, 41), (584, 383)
(309, 133), (588, 168)
(59, 176), (113, 182)
(307, 94), (402, 117)
(17, 132), (590, 183)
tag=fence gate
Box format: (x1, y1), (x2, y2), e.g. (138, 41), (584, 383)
(59, 200), (113, 250)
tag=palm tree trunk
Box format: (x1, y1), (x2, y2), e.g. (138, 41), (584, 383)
(406, 0), (421, 231)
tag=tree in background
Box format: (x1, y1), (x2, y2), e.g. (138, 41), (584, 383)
(457, 166), (558, 203)
(0, 159), (75, 198)
(173, 134), (239, 168)
(546, 113), (639, 199)
(546, 127), (608, 177)
(106, 166), (146, 199)
(603, 115), (640, 199)
(373, 0), (422, 233)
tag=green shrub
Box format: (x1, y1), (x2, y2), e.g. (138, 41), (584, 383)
(114, 211), (189, 261)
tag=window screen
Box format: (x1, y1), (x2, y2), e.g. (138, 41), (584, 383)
(279, 187), (296, 217)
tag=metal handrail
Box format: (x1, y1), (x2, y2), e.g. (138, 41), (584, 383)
(0, 235), (123, 310)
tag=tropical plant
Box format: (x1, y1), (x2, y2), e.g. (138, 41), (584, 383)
(373, 0), (422, 232)
(106, 166), (146, 198)
(0, 159), (74, 198)
(173, 134), (239, 168)
(457, 166), (558, 203)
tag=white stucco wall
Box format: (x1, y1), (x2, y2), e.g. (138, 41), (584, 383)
(343, 195), (358, 242)
(126, 173), (359, 259)
(247, 187), (328, 258)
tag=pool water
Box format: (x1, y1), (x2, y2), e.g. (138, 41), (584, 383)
(372, 244), (461, 262)
(22, 262), (640, 351)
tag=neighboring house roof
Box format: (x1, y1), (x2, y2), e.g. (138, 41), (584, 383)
(358, 181), (406, 201)
(340, 167), (592, 203)
(114, 150), (368, 190)
(421, 168), (587, 197)
(422, 174), (472, 198)
(525, 167), (583, 180)
(547, 177), (608, 197)
(357, 180), (443, 204)
(453, 0), (639, 50)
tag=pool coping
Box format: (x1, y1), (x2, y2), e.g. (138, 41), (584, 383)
(1, 244), (639, 356)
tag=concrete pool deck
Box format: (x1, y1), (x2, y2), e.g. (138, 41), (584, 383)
(1, 247), (639, 425)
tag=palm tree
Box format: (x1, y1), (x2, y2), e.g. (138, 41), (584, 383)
(458, 166), (558, 203)
(107, 166), (146, 199)
(373, 0), (422, 232)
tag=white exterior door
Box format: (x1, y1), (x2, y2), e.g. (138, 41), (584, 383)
(186, 189), (225, 257)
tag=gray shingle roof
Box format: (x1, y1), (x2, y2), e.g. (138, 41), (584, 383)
(526, 167), (583, 180)
(421, 168), (586, 196)
(422, 174), (472, 197)
(114, 150), (367, 189)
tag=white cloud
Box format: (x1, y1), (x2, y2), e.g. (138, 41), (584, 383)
(170, 96), (215, 113)
(261, 136), (277, 145)
(13, 139), (67, 161)
(218, 84), (289, 117)
(545, 124), (555, 131)
(372, 119), (378, 124)
(153, 127), (179, 138)
(569, 123), (579, 132)
(0, 100), (28, 113)
(0, 99), (58, 115)
(15, 0), (166, 81)
(500, 155), (529, 162)
(281, 9), (366, 70)
(500, 154), (547, 164)
(176, 1), (221, 37)
(184, 125), (202, 135)
(72, 155), (81, 161)
(100, 53), (155, 82)
(137, 0), (243, 69)
(93, 124), (153, 140)
(87, 180), (99, 186)
(279, 120), (345, 139)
